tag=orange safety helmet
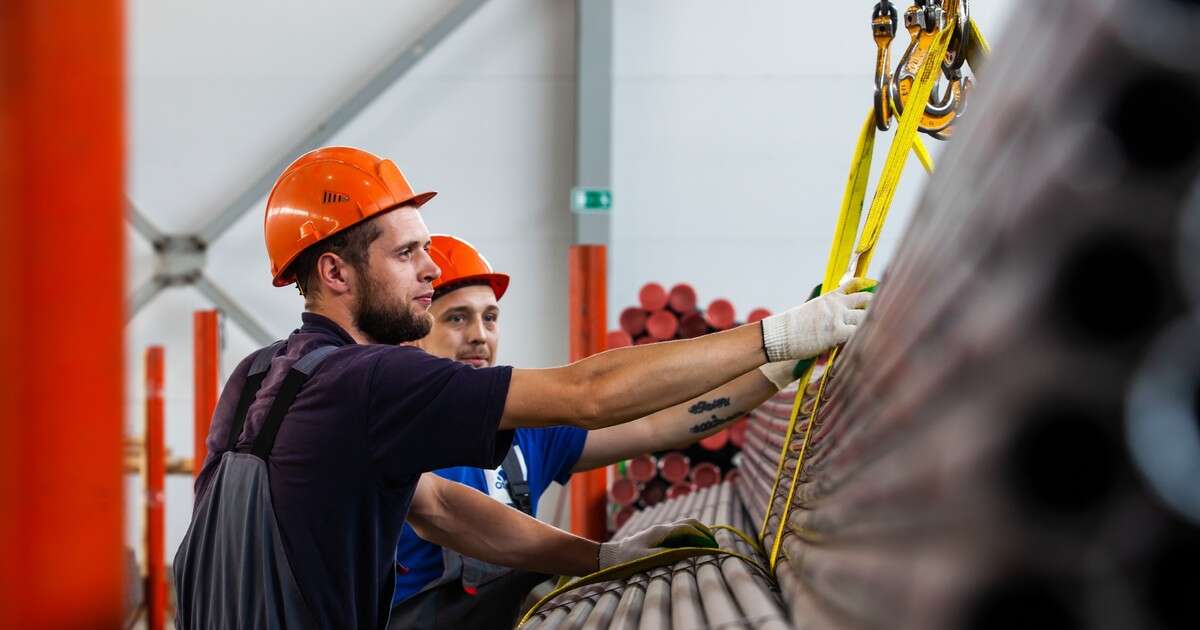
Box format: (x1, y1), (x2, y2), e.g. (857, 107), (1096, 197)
(264, 146), (437, 287)
(429, 235), (510, 300)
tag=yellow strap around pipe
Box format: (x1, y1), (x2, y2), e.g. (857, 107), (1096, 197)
(758, 363), (816, 541)
(517, 545), (771, 627)
(767, 347), (838, 571)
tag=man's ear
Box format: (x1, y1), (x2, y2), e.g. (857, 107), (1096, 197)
(315, 252), (355, 297)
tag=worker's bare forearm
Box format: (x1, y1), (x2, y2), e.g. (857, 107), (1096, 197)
(408, 475), (599, 576)
(502, 323), (765, 430)
(572, 369), (777, 472)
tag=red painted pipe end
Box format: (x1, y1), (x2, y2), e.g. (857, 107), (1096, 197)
(699, 429), (729, 451)
(645, 310), (679, 340)
(606, 330), (633, 349)
(658, 452), (691, 484)
(691, 462), (722, 488)
(747, 308), (772, 324)
(667, 283), (697, 314)
(619, 307), (648, 336)
(678, 312), (710, 339)
(706, 299), (736, 330)
(638, 282), (669, 311)
(628, 454), (659, 483)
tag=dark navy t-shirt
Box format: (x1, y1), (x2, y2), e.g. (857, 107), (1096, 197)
(391, 425), (587, 604)
(193, 313), (514, 629)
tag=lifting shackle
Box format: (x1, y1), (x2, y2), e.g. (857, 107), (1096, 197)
(877, 0), (975, 139)
(872, 1), (900, 131)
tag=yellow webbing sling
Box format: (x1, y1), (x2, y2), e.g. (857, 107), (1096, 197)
(516, 18), (994, 626)
(759, 21), (961, 572)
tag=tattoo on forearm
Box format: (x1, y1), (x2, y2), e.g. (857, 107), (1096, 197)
(687, 397), (743, 434)
(689, 397), (731, 415)
(689, 411), (742, 434)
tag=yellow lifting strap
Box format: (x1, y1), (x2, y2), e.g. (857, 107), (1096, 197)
(966, 17), (990, 69)
(852, 23), (955, 277)
(821, 111), (936, 300)
(757, 18), (968, 562)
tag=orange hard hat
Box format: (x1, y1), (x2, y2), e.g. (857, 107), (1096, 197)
(429, 234), (510, 300)
(264, 146), (437, 287)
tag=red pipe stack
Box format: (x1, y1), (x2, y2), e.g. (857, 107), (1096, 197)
(607, 281), (772, 347)
(603, 281), (773, 531)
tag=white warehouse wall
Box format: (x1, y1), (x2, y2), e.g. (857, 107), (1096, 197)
(123, 0), (1016, 566)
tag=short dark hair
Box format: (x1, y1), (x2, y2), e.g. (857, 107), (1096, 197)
(290, 217), (383, 298)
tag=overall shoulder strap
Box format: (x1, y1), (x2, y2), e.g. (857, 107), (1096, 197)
(501, 446), (533, 515)
(224, 340), (287, 452)
(250, 345), (339, 461)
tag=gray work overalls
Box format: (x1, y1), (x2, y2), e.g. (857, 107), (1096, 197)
(173, 343), (335, 629)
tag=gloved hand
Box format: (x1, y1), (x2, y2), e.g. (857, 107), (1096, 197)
(598, 518), (714, 569)
(758, 360), (802, 390)
(761, 279), (874, 362)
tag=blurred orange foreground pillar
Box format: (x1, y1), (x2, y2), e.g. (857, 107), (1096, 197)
(0, 1), (125, 627)
(568, 245), (608, 540)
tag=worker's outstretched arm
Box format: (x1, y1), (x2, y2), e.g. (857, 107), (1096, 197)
(408, 474), (599, 577)
(569, 361), (797, 473)
(408, 474), (714, 574)
(500, 284), (871, 431)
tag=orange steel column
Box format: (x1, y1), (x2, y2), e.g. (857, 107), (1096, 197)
(0, 1), (125, 626)
(193, 310), (221, 478)
(568, 245), (609, 540)
(145, 348), (167, 630)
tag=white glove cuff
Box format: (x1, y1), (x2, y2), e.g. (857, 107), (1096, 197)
(598, 542), (619, 569)
(758, 360), (799, 390)
(761, 313), (791, 362)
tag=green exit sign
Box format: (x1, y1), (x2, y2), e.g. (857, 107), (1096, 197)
(571, 187), (612, 213)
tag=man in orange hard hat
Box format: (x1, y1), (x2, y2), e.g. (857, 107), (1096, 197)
(173, 146), (874, 629)
(388, 235), (806, 629)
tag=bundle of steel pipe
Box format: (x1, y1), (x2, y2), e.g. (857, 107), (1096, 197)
(520, 481), (789, 629)
(733, 1), (1200, 627)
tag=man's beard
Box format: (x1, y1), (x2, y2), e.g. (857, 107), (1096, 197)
(353, 270), (432, 345)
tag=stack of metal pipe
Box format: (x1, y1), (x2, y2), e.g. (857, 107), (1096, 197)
(747, 0), (1200, 627)
(529, 0), (1200, 626)
(521, 481), (790, 629)
(610, 282), (774, 348)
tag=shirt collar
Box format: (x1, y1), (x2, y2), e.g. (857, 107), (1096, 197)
(299, 312), (358, 346)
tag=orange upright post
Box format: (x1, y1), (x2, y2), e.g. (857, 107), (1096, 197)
(568, 245), (609, 540)
(0, 1), (125, 626)
(145, 348), (167, 630)
(194, 310), (221, 478)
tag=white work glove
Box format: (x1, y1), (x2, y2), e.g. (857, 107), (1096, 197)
(761, 280), (874, 362)
(598, 518), (713, 569)
(758, 360), (801, 390)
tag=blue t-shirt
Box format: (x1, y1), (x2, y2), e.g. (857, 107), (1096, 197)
(391, 425), (588, 604)
(185, 313), (514, 629)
